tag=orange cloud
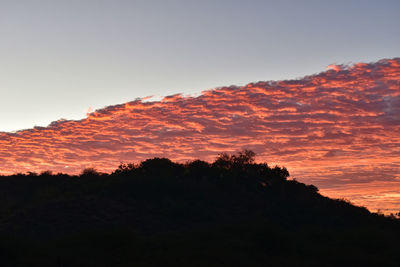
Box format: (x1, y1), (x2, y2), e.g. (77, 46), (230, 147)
(327, 64), (343, 72)
(0, 58), (399, 213)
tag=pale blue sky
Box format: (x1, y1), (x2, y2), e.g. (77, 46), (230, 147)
(0, 0), (399, 132)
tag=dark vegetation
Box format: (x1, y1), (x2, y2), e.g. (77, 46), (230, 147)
(0, 150), (399, 266)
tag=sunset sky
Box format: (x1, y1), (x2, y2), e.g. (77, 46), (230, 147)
(1, 0), (399, 131)
(0, 1), (399, 214)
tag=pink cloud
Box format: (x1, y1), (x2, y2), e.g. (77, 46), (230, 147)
(0, 58), (399, 213)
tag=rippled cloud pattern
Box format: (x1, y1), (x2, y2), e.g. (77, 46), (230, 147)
(1, 58), (399, 213)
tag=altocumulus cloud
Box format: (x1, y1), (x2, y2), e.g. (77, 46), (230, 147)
(0, 58), (399, 212)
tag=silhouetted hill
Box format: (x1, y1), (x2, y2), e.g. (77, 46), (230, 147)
(0, 151), (399, 266)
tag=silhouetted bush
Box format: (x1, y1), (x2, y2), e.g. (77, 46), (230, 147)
(0, 150), (398, 266)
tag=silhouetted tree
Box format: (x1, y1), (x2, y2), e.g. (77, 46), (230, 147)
(232, 149), (256, 165)
(80, 167), (100, 176)
(0, 150), (398, 266)
(40, 170), (53, 176)
(114, 162), (136, 174)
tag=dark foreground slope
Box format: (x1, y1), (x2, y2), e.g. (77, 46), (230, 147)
(0, 151), (399, 267)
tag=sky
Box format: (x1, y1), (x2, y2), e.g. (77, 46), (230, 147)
(0, 1), (399, 214)
(1, 0), (399, 132)
(1, 58), (399, 213)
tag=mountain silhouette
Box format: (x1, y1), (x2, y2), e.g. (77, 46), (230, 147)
(0, 151), (398, 266)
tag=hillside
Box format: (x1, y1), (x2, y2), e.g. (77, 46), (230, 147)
(0, 151), (399, 266)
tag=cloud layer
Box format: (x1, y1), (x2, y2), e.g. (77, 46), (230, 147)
(1, 58), (399, 213)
